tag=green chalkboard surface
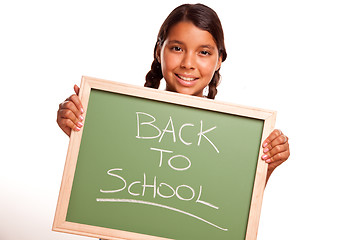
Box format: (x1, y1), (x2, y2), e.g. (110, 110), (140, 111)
(53, 76), (276, 240)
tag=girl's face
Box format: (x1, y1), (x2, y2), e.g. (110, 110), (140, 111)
(158, 21), (222, 97)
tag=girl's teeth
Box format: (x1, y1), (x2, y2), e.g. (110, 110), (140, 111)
(178, 75), (196, 81)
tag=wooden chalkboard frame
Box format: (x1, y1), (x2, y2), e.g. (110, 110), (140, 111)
(53, 76), (276, 240)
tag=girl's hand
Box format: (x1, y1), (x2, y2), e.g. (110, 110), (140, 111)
(261, 129), (290, 182)
(56, 85), (84, 137)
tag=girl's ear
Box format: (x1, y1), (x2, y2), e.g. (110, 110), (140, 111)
(216, 55), (222, 71)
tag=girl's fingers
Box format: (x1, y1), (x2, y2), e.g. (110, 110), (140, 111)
(262, 129), (284, 148)
(56, 115), (77, 137)
(59, 99), (84, 121)
(261, 129), (290, 164)
(59, 117), (81, 133)
(56, 85), (83, 137)
(262, 142), (289, 162)
(58, 119), (71, 136)
(263, 134), (288, 152)
(65, 94), (84, 115)
(263, 148), (290, 164)
(268, 142), (289, 158)
(58, 109), (83, 129)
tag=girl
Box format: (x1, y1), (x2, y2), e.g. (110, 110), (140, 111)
(57, 3), (290, 183)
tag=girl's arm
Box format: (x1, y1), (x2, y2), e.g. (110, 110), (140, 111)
(56, 85), (84, 137)
(261, 129), (290, 184)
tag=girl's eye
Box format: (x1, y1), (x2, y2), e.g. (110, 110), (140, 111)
(200, 50), (211, 56)
(172, 46), (182, 52)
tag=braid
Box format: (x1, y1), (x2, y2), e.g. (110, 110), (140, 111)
(145, 58), (163, 89)
(207, 70), (221, 99)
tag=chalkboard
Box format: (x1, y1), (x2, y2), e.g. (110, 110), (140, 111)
(53, 76), (276, 240)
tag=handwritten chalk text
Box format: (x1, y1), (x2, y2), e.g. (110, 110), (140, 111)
(136, 112), (219, 153)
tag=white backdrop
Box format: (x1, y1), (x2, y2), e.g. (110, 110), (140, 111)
(1, 0), (359, 239)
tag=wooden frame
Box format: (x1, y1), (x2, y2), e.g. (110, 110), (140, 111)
(53, 76), (276, 240)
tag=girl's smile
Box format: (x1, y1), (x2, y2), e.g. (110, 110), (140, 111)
(158, 21), (222, 97)
(174, 73), (199, 87)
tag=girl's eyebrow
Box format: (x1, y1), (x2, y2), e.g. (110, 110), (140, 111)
(168, 40), (215, 50)
(200, 45), (216, 50)
(168, 40), (183, 45)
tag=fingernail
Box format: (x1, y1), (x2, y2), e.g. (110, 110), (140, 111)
(75, 127), (81, 131)
(79, 115), (84, 121)
(263, 148), (269, 153)
(263, 142), (268, 148)
(266, 159), (271, 163)
(261, 154), (268, 160)
(77, 122), (83, 127)
(81, 108), (84, 113)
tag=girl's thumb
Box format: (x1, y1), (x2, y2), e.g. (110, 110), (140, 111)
(74, 84), (80, 96)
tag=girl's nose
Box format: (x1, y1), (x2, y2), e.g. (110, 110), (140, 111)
(180, 52), (195, 70)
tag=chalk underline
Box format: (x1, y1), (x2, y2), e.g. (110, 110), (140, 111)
(96, 198), (228, 231)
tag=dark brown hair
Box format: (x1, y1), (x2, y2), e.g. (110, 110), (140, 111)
(144, 3), (227, 99)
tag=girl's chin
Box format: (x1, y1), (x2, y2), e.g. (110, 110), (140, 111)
(174, 87), (203, 97)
